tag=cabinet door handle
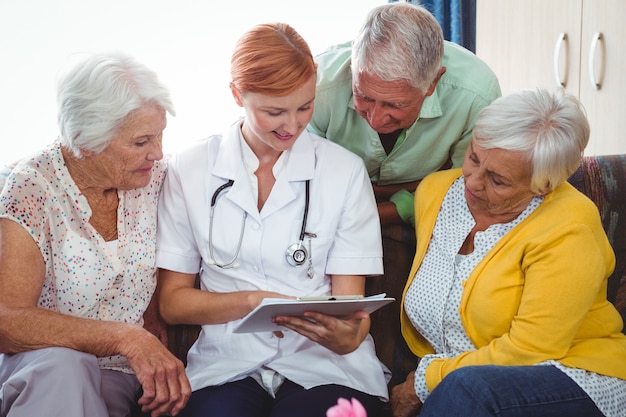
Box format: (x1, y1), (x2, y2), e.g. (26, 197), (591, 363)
(589, 32), (603, 90)
(553, 32), (567, 87)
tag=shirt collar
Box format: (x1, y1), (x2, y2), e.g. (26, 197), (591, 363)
(239, 130), (289, 179)
(418, 88), (443, 119)
(239, 129), (290, 203)
(213, 118), (314, 183)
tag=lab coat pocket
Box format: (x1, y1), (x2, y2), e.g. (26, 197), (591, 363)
(301, 233), (332, 270)
(287, 234), (334, 287)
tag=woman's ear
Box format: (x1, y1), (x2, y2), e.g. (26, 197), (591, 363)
(79, 147), (95, 157)
(230, 82), (244, 107)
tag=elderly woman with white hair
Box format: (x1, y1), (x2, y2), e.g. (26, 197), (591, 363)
(391, 89), (626, 417)
(0, 53), (190, 417)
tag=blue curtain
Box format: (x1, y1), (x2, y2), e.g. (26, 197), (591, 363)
(388, 0), (476, 52)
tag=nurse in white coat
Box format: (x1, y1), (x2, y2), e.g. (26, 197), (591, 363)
(156, 23), (390, 417)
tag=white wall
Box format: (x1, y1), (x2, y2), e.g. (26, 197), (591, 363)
(0, 0), (384, 166)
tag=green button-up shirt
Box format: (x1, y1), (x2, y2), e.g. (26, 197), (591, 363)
(309, 40), (501, 224)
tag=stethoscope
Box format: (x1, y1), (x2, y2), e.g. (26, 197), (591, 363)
(208, 179), (313, 271)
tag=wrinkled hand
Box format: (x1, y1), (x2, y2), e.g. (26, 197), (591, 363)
(273, 310), (368, 355)
(391, 371), (422, 417)
(122, 328), (191, 417)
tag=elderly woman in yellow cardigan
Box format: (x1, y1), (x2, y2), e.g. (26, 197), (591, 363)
(391, 89), (626, 417)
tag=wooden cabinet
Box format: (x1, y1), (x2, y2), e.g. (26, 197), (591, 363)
(476, 0), (626, 155)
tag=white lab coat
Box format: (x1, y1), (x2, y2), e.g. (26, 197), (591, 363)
(156, 120), (390, 399)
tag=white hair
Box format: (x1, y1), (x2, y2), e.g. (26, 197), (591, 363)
(57, 52), (175, 157)
(351, 2), (444, 93)
(473, 88), (589, 194)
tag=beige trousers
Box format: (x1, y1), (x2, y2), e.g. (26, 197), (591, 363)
(0, 347), (141, 417)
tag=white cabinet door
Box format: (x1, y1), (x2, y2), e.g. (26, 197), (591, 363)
(476, 0), (582, 96)
(476, 0), (626, 154)
(578, 0), (626, 155)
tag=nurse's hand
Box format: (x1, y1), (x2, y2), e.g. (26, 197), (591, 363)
(272, 309), (370, 355)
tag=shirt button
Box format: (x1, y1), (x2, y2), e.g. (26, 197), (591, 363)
(251, 223), (260, 230)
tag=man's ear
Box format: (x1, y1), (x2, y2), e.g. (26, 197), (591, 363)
(426, 67), (447, 97)
(230, 82), (244, 107)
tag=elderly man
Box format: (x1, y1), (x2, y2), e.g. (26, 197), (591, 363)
(309, 2), (501, 226)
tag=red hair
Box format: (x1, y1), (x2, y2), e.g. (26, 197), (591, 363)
(231, 23), (316, 96)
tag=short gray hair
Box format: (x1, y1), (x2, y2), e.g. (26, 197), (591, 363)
(473, 88), (589, 195)
(57, 52), (175, 158)
(351, 2), (444, 93)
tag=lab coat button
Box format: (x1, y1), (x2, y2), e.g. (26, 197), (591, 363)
(251, 223), (260, 230)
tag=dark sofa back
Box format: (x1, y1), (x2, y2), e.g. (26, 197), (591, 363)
(568, 154), (626, 318)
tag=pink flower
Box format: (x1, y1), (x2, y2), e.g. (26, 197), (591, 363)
(326, 397), (367, 417)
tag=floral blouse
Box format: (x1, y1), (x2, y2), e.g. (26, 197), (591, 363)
(0, 141), (167, 373)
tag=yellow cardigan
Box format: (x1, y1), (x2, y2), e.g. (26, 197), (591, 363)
(401, 169), (626, 392)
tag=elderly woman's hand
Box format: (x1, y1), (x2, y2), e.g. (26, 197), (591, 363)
(121, 326), (191, 417)
(273, 309), (370, 355)
(391, 371), (423, 417)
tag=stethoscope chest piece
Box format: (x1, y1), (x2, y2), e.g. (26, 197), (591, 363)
(209, 178), (313, 272)
(286, 243), (308, 267)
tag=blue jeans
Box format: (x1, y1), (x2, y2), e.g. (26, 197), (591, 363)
(180, 377), (384, 417)
(420, 365), (605, 417)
